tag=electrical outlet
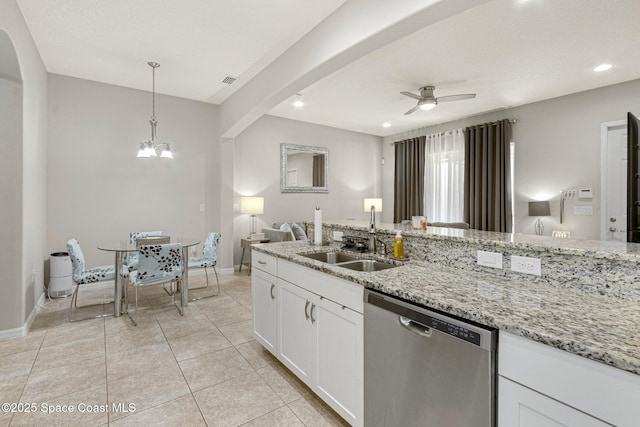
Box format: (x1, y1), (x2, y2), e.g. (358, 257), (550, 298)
(199, 203), (205, 212)
(333, 231), (344, 241)
(511, 255), (541, 276)
(477, 251), (502, 269)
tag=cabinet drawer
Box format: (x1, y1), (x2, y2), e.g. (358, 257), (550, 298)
(252, 251), (277, 276)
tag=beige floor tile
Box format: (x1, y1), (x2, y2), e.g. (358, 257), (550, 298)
(11, 384), (108, 427)
(194, 295), (243, 314)
(105, 321), (166, 357)
(33, 334), (105, 372)
(109, 394), (206, 427)
(41, 317), (104, 348)
(0, 374), (28, 403)
(205, 305), (252, 327)
(107, 341), (174, 381)
(235, 340), (279, 370)
(157, 313), (217, 340)
(154, 302), (202, 320)
(107, 361), (190, 421)
(258, 362), (311, 404)
(0, 412), (12, 427)
(241, 406), (305, 427)
(194, 371), (284, 427)
(288, 395), (349, 427)
(0, 349), (37, 381)
(21, 355), (106, 403)
(217, 319), (254, 346)
(179, 347), (255, 392)
(167, 329), (232, 362)
(0, 330), (44, 357)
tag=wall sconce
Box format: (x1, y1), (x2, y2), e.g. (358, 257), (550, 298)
(240, 196), (264, 237)
(529, 201), (551, 236)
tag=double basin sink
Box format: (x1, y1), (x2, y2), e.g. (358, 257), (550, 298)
(300, 251), (398, 272)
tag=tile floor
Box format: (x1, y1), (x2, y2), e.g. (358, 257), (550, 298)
(0, 272), (349, 427)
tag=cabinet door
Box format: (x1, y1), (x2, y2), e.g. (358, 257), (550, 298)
(499, 377), (610, 427)
(314, 297), (363, 427)
(278, 279), (316, 386)
(251, 269), (278, 354)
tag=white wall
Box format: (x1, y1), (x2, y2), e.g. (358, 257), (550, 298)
(233, 114), (382, 264)
(383, 79), (640, 240)
(47, 74), (220, 266)
(0, 0), (48, 334)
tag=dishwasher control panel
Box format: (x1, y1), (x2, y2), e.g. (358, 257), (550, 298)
(430, 317), (481, 346)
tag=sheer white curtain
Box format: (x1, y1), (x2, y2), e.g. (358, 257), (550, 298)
(424, 129), (465, 222)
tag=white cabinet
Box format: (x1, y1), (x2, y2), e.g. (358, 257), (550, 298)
(252, 254), (363, 427)
(499, 331), (640, 427)
(278, 279), (316, 386)
(314, 296), (363, 424)
(499, 377), (609, 427)
(251, 268), (277, 353)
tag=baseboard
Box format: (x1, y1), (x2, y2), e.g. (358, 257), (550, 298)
(0, 292), (45, 340)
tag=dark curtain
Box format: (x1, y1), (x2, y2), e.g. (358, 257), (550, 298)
(464, 120), (513, 232)
(312, 154), (325, 187)
(394, 136), (426, 223)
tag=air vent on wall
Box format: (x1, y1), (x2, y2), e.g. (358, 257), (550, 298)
(222, 76), (236, 85)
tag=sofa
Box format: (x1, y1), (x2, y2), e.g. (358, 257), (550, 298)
(262, 221), (308, 242)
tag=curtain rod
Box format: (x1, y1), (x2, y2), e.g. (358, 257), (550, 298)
(389, 118), (517, 145)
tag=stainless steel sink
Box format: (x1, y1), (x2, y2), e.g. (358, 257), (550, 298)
(336, 259), (397, 272)
(301, 251), (359, 264)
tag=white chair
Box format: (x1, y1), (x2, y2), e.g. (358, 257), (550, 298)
(128, 243), (184, 325)
(67, 238), (117, 322)
(127, 230), (163, 271)
(188, 232), (221, 300)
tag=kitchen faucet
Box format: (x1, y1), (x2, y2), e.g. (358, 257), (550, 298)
(369, 204), (377, 254)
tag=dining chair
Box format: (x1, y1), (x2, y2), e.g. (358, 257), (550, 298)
(66, 238), (117, 322)
(127, 230), (163, 271)
(128, 243), (184, 325)
(188, 232), (221, 300)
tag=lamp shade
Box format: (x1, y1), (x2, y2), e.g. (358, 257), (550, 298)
(240, 197), (264, 215)
(364, 198), (383, 212)
(528, 201), (550, 217)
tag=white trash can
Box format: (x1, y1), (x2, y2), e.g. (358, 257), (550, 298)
(49, 252), (73, 298)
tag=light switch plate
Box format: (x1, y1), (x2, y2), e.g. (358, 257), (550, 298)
(511, 255), (541, 276)
(477, 251), (503, 269)
(574, 206), (593, 215)
(333, 231), (344, 241)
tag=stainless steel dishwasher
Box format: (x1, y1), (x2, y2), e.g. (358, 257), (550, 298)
(364, 289), (497, 427)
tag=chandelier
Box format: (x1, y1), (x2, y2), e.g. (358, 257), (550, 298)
(136, 61), (173, 159)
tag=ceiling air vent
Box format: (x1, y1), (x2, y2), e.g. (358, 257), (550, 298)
(222, 76), (236, 85)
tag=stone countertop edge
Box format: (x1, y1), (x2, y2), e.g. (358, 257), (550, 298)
(312, 220), (640, 263)
(252, 241), (640, 377)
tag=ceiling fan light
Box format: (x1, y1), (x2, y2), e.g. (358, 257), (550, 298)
(419, 102), (436, 111)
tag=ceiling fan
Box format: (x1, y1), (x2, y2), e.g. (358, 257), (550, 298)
(401, 85), (476, 115)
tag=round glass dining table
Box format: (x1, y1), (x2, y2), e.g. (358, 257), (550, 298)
(98, 237), (200, 317)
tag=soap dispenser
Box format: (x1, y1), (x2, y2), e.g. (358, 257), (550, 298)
(393, 231), (404, 259)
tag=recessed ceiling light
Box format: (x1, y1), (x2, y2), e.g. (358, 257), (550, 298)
(293, 94), (304, 108)
(594, 63), (612, 72)
(382, 122), (391, 128)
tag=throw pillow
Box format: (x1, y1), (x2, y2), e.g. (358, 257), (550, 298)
(279, 222), (296, 241)
(291, 222), (307, 241)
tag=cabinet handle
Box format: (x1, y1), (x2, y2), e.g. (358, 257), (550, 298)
(258, 260), (267, 265)
(304, 300), (310, 320)
(310, 303), (316, 324)
(270, 284), (275, 300)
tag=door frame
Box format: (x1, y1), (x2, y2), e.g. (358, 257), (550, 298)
(600, 119), (627, 240)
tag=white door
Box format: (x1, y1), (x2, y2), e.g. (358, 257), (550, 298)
(314, 297), (364, 427)
(251, 269), (277, 354)
(278, 279), (315, 386)
(604, 125), (627, 241)
(498, 377), (610, 427)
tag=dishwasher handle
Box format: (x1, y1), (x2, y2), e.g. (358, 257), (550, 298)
(399, 316), (432, 338)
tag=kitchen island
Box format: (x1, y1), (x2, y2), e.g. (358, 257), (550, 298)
(251, 221), (640, 426)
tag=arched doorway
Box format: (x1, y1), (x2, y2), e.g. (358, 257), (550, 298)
(0, 29), (24, 332)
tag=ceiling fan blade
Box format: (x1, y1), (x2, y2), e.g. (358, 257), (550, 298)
(404, 105), (420, 115)
(436, 93), (476, 103)
(400, 91), (424, 101)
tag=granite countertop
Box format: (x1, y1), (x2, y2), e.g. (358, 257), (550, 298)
(322, 220), (640, 262)
(252, 240), (640, 376)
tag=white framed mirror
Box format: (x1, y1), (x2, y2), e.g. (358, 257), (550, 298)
(281, 143), (329, 193)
